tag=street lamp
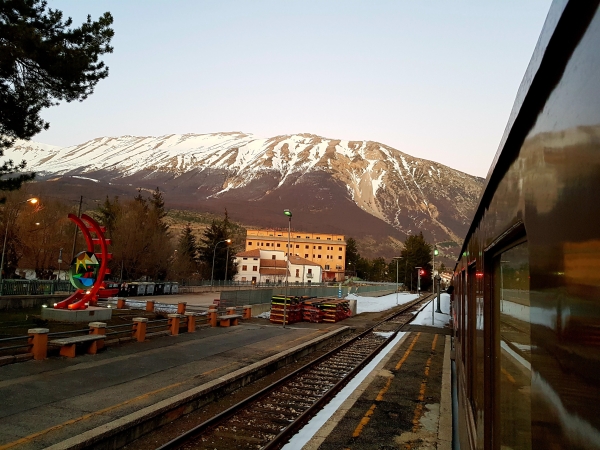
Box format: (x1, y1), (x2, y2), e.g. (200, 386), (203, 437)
(211, 239), (231, 286)
(283, 209), (292, 328)
(392, 256), (400, 305)
(0, 198), (39, 293)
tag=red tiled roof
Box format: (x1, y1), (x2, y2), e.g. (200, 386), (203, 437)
(288, 255), (322, 267)
(260, 259), (287, 268)
(235, 249), (261, 258)
(259, 268), (289, 276)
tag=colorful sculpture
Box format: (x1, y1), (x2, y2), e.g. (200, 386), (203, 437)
(54, 214), (112, 310)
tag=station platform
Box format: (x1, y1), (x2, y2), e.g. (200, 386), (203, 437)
(302, 326), (452, 449)
(0, 320), (348, 450)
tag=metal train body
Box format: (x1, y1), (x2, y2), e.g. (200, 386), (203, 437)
(452, 1), (600, 449)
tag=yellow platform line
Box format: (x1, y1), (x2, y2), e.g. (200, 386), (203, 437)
(0, 361), (241, 450)
(411, 334), (439, 431)
(352, 332), (422, 439)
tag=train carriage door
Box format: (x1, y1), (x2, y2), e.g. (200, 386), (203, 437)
(492, 240), (531, 449)
(467, 263), (477, 414)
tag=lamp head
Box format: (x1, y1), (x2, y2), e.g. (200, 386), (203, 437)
(434, 247), (439, 256)
(226, 239), (231, 243)
(27, 198), (38, 204)
(283, 209), (292, 218)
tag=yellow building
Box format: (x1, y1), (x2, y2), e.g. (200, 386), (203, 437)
(245, 229), (346, 282)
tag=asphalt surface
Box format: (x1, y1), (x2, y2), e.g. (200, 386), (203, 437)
(0, 320), (341, 450)
(314, 330), (447, 450)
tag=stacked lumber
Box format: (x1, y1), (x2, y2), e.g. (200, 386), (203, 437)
(320, 298), (352, 323)
(302, 299), (325, 323)
(269, 295), (302, 324)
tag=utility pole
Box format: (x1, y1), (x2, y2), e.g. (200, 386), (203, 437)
(71, 196), (83, 261)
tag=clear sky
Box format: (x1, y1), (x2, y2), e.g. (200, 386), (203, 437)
(35, 1), (552, 177)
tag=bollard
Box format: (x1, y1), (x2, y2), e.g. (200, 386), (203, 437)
(177, 302), (187, 314)
(168, 314), (182, 336)
(28, 328), (49, 360)
(132, 318), (148, 342)
(146, 300), (155, 312)
(226, 307), (236, 315)
(185, 312), (196, 332)
(89, 322), (107, 350)
(208, 309), (217, 327)
(117, 298), (126, 309)
(243, 305), (252, 320)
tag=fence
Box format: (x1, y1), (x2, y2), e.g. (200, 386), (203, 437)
(219, 283), (399, 308)
(0, 280), (75, 296)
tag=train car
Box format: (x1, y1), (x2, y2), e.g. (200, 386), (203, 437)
(452, 1), (600, 449)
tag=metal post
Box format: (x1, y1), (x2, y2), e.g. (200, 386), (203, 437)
(0, 219), (9, 295)
(396, 258), (399, 305)
(436, 275), (442, 313)
(224, 245), (229, 283)
(283, 215), (291, 328)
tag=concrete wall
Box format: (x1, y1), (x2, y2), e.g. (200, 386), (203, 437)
(0, 294), (67, 310)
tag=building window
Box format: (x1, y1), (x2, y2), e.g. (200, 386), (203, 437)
(305, 236), (310, 238)
(295, 269), (299, 277)
(338, 255), (342, 259)
(252, 266), (257, 271)
(243, 257), (247, 260)
(277, 243), (280, 247)
(308, 268), (312, 274)
(305, 254), (308, 258)
(242, 277), (246, 281)
(266, 243), (270, 247)
(253, 258), (258, 261)
(248, 242), (253, 245)
(339, 247), (342, 251)
(305, 245), (309, 249)
(318, 255), (322, 258)
(296, 235), (301, 238)
(337, 238), (342, 240)
(272, 255), (276, 260)
(296, 244), (299, 248)
(327, 238), (331, 240)
(242, 265), (247, 271)
(316, 237), (321, 240)
(318, 246), (322, 250)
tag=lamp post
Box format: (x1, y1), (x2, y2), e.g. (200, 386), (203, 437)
(415, 266), (422, 295)
(224, 243), (230, 284)
(433, 245), (441, 312)
(392, 256), (400, 305)
(283, 209), (292, 328)
(0, 198), (38, 294)
(211, 239), (231, 287)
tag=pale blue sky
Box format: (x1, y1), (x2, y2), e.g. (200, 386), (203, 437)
(36, 1), (552, 177)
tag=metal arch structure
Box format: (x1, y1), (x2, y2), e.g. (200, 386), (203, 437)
(54, 214), (112, 310)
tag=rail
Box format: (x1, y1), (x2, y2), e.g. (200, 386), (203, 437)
(157, 294), (433, 450)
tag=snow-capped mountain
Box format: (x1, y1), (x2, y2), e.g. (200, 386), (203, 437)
(7, 132), (484, 258)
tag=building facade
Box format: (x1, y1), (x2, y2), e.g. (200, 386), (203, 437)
(245, 229), (346, 282)
(234, 249), (322, 284)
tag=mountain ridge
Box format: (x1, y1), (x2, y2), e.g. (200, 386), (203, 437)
(7, 132), (484, 259)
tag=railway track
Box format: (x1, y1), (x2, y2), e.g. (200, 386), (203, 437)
(156, 294), (432, 450)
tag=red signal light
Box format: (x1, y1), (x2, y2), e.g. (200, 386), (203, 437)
(420, 269), (426, 276)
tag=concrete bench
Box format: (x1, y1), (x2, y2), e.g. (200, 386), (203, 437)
(217, 314), (242, 327)
(50, 335), (106, 358)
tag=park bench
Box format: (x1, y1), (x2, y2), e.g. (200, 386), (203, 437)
(49, 335), (106, 358)
(217, 314), (242, 327)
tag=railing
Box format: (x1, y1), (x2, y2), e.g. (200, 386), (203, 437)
(0, 279), (75, 296)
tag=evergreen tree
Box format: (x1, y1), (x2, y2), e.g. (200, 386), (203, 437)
(171, 223), (199, 279)
(398, 232), (433, 291)
(0, 1), (114, 197)
(345, 237), (360, 277)
(197, 211), (235, 281)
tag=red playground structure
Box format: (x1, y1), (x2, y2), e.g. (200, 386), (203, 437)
(54, 214), (112, 310)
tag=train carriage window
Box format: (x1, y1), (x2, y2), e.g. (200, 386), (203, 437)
(494, 242), (531, 449)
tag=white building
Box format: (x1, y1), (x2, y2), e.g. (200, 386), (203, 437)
(234, 249), (322, 284)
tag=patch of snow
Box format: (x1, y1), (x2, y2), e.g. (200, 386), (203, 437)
(411, 294), (451, 328)
(373, 331), (394, 338)
(71, 175), (99, 183)
(346, 292), (418, 313)
(283, 331), (407, 449)
(256, 311), (271, 319)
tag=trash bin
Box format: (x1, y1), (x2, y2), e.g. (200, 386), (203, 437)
(154, 282), (165, 295)
(170, 282), (179, 294)
(163, 282), (172, 294)
(145, 282), (155, 296)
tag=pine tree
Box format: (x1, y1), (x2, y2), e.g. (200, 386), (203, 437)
(0, 1), (114, 197)
(398, 232), (433, 291)
(197, 211), (235, 281)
